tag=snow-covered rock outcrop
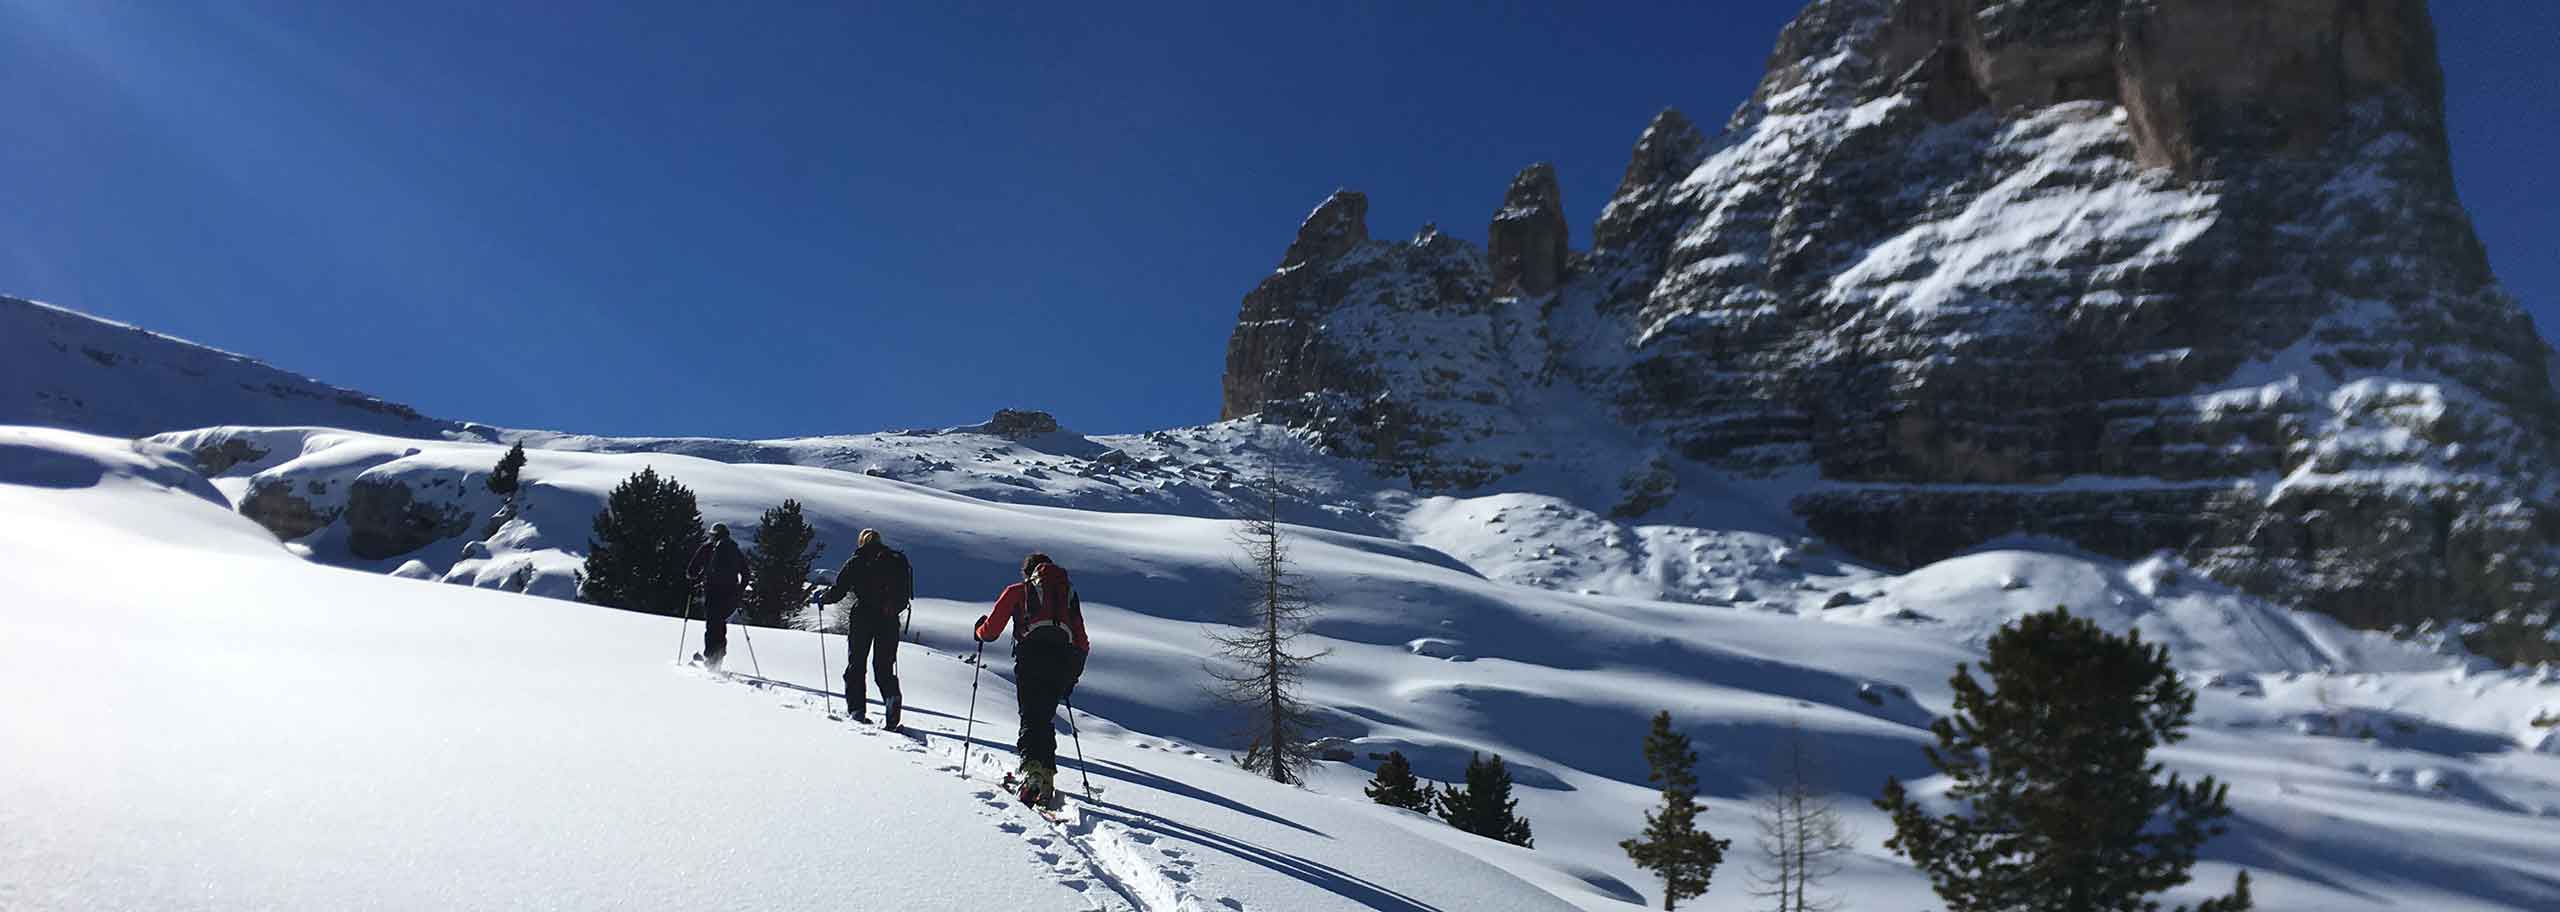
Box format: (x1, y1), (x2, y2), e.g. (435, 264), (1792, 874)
(1219, 0), (2560, 658)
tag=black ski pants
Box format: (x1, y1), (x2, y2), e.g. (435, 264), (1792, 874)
(845, 609), (901, 712)
(701, 586), (742, 668)
(1011, 632), (1084, 771)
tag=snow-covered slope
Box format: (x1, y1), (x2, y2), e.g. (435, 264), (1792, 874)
(19, 423), (2560, 910)
(0, 427), (1578, 912)
(0, 294), (462, 439)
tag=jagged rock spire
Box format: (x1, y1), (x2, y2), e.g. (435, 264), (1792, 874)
(1617, 108), (1704, 197)
(1280, 190), (1370, 269)
(1595, 108), (1706, 252)
(1488, 163), (1569, 296)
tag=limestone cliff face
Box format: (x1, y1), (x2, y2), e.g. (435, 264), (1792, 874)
(1218, 0), (2560, 656)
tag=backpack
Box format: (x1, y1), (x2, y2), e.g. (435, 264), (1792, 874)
(1018, 562), (1082, 644)
(851, 547), (913, 615)
(704, 538), (748, 589)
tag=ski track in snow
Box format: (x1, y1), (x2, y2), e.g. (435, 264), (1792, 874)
(690, 664), (1231, 912)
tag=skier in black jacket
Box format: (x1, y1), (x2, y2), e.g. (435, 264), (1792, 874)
(817, 529), (914, 729)
(685, 523), (754, 672)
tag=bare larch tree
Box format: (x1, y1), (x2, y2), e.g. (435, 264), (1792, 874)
(1206, 471), (1329, 784)
(1748, 721), (1856, 912)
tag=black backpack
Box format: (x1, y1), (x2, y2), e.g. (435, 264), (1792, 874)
(704, 538), (748, 588)
(851, 548), (913, 613)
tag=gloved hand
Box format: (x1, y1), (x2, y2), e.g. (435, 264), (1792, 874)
(973, 616), (990, 642)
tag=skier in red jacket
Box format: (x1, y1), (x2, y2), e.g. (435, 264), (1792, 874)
(974, 553), (1089, 806)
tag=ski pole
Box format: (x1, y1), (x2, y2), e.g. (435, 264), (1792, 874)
(813, 594), (833, 717)
(673, 588), (695, 664)
(1064, 690), (1094, 798)
(960, 638), (986, 779)
(740, 619), (764, 679)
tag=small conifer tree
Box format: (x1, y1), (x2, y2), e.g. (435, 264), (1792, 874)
(1435, 752), (1534, 847)
(744, 499), (824, 628)
(486, 442), (527, 498)
(1622, 711), (1730, 909)
(1879, 607), (2251, 912)
(1363, 750), (1432, 813)
(578, 467), (704, 617)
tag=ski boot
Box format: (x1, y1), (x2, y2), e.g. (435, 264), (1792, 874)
(1014, 761), (1056, 808)
(882, 695), (903, 732)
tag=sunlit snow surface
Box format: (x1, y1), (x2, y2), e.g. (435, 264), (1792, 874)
(8, 425), (2560, 910)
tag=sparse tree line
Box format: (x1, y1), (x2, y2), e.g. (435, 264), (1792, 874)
(536, 454), (2260, 912)
(569, 464), (823, 627)
(1363, 606), (2253, 912)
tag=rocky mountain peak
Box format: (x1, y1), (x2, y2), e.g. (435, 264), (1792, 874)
(1218, 0), (2560, 659)
(1594, 108), (1707, 252)
(1488, 162), (1570, 297)
(1279, 189), (1370, 269)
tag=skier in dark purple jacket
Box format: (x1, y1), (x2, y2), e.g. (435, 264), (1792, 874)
(685, 523), (753, 671)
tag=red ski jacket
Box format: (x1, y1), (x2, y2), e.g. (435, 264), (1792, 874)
(974, 563), (1090, 653)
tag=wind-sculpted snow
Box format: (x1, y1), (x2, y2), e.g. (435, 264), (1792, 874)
(16, 423), (2547, 909)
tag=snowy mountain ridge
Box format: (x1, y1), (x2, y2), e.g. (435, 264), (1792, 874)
(0, 294), (463, 440)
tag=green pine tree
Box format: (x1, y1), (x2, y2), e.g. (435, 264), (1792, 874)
(2221, 871), (2252, 911)
(1434, 752), (1534, 847)
(1621, 711), (1730, 909)
(577, 467), (704, 618)
(1363, 750), (1432, 813)
(1878, 606), (2250, 912)
(744, 499), (824, 628)
(486, 442), (528, 497)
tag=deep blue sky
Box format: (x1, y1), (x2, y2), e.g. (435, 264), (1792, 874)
(5, 2), (2554, 438)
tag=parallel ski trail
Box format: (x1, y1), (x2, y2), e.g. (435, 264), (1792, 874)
(688, 659), (1236, 912)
